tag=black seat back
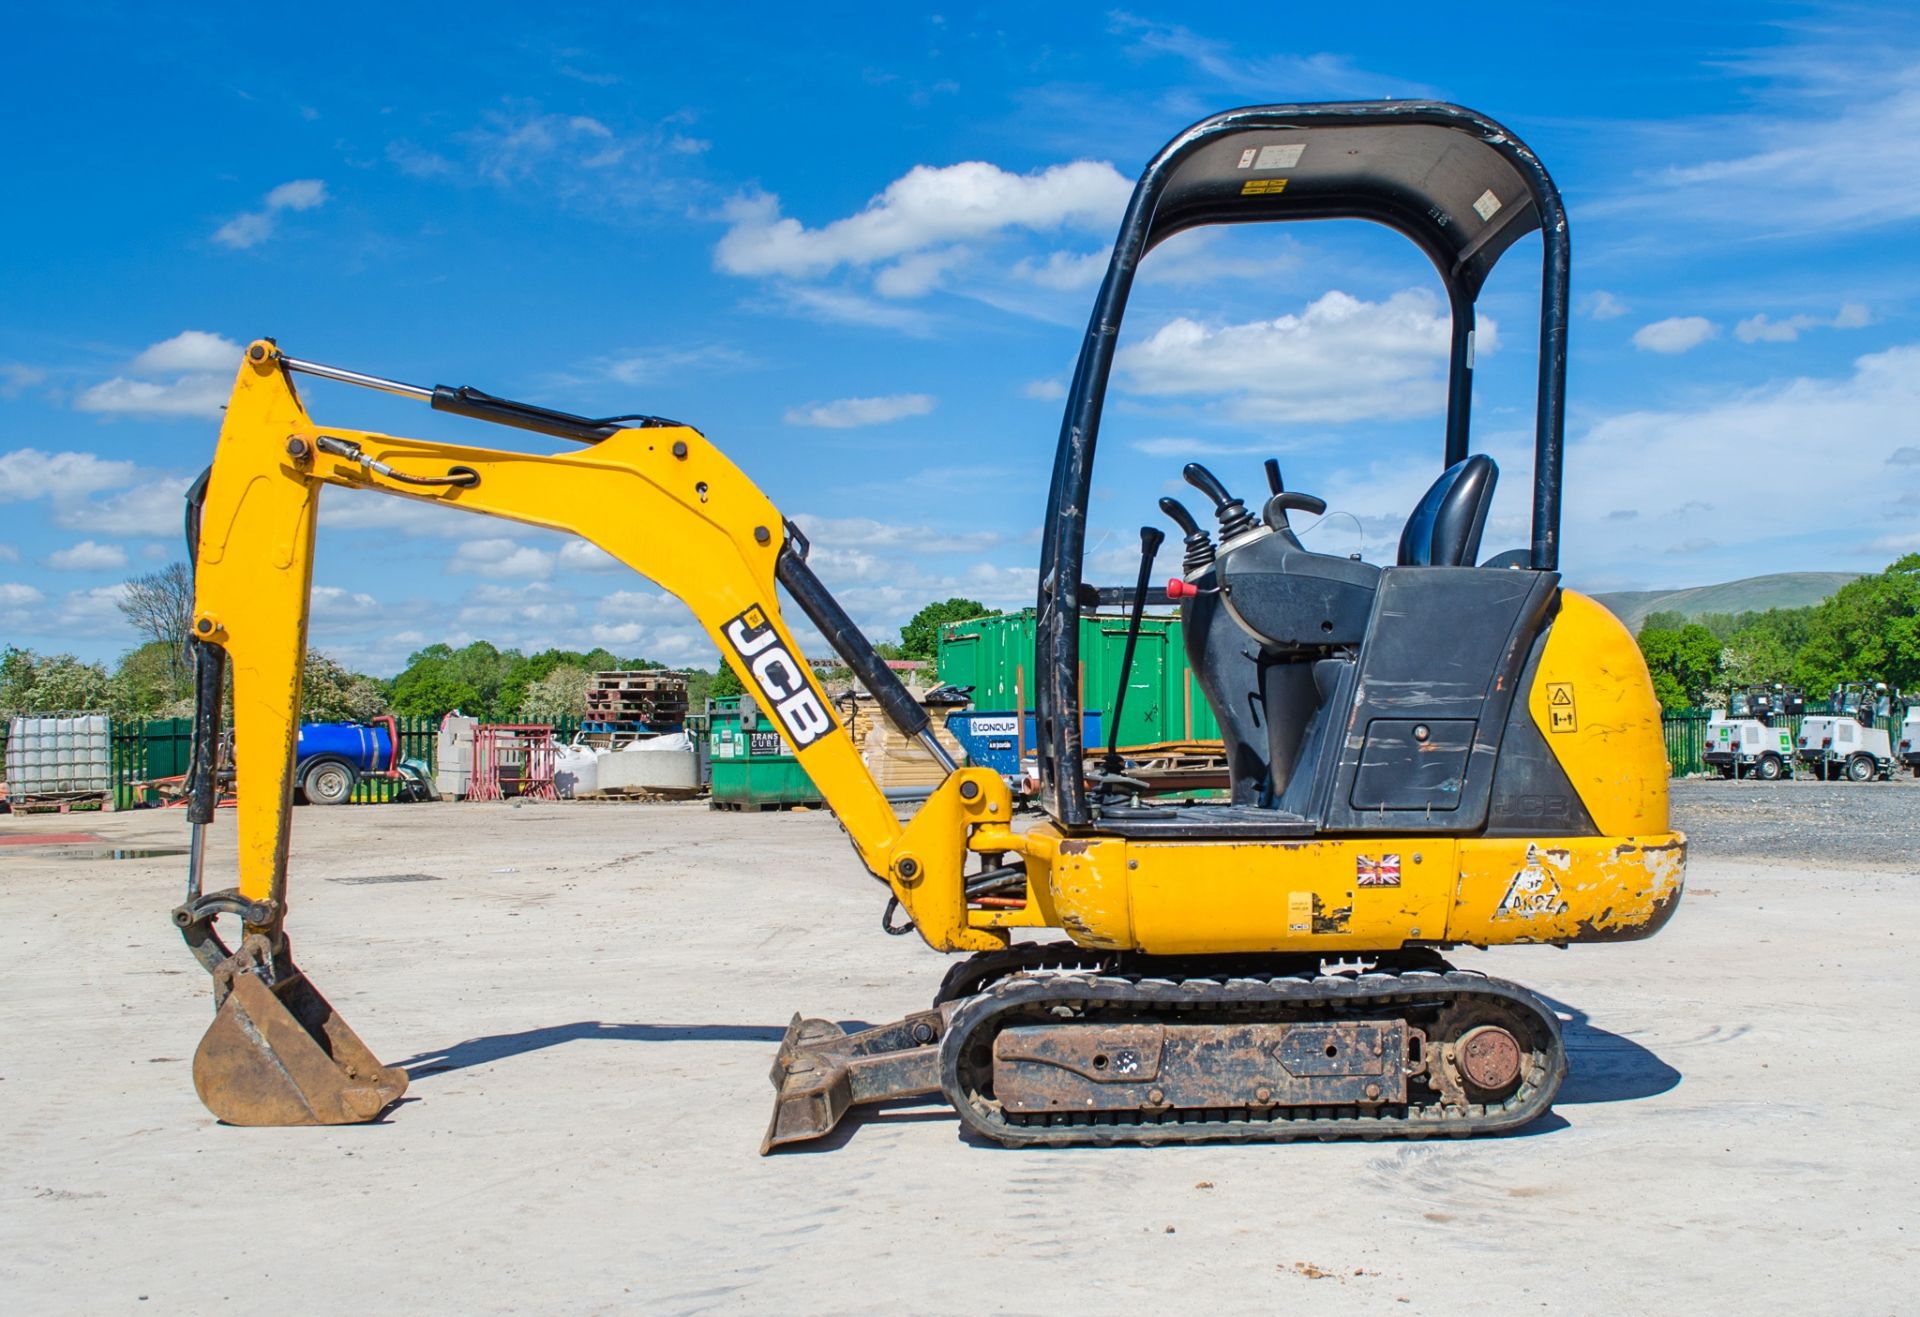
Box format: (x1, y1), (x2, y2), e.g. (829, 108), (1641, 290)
(1399, 455), (1498, 567)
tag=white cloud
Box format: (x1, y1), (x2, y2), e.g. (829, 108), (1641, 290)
(1734, 303), (1872, 344)
(790, 513), (998, 553)
(449, 537), (555, 580)
(0, 543), (17, 562)
(1011, 249), (1110, 291)
(130, 330), (242, 374)
(74, 375), (229, 417)
(1632, 316), (1718, 354)
(1115, 288), (1487, 424)
(46, 540), (128, 571)
(0, 582), (45, 606)
(714, 160), (1132, 282)
(310, 585), (379, 620)
(874, 248), (968, 298)
(783, 393), (936, 428)
(1583, 291), (1629, 321)
(213, 178), (329, 249)
(455, 581), (576, 629)
(1630, 55), (1920, 232)
(54, 583), (131, 635)
(773, 285), (936, 335)
(1, 363), (47, 397)
(593, 345), (748, 386)
(1109, 13), (1433, 98)
(1561, 343), (1920, 576)
(1023, 378), (1067, 401)
(0, 449), (138, 502)
(54, 477), (193, 538)
(558, 538), (622, 572)
(76, 331), (245, 418)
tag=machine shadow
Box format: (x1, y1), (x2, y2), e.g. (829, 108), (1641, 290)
(398, 1019), (878, 1078)
(1539, 995), (1682, 1106)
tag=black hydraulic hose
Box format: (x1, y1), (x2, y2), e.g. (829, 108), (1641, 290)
(1105, 526), (1165, 773)
(185, 638), (226, 828)
(775, 527), (931, 744)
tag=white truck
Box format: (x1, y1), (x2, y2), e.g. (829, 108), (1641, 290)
(1899, 704), (1920, 776)
(1704, 685), (1797, 780)
(1796, 682), (1894, 782)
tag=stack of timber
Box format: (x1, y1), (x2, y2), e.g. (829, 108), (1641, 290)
(835, 688), (967, 791)
(585, 670), (689, 728)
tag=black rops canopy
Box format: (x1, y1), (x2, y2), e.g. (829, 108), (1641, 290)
(1035, 100), (1571, 826)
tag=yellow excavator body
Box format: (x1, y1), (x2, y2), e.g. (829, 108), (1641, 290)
(171, 99), (1686, 1150)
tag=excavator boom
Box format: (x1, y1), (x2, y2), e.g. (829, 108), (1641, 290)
(177, 342), (1009, 1125)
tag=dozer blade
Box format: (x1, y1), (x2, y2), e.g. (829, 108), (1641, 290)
(761, 1010), (946, 1154)
(193, 968), (408, 1126)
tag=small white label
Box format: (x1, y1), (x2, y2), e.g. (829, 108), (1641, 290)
(1254, 143), (1305, 170)
(1472, 188), (1502, 221)
(1236, 147), (1258, 169)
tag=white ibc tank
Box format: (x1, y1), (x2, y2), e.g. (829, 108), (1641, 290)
(4, 714), (112, 795)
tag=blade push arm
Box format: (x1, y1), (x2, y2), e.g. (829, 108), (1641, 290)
(192, 342), (1006, 953)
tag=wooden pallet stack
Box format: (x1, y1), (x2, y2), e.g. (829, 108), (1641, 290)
(835, 689), (967, 791)
(585, 671), (689, 728)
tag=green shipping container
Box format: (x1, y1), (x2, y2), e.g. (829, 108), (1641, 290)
(706, 697), (824, 810)
(936, 610), (1221, 748)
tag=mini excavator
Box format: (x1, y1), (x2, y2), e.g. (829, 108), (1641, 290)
(173, 101), (1684, 1149)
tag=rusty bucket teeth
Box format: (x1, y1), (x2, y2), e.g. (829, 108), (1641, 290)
(193, 969), (408, 1126)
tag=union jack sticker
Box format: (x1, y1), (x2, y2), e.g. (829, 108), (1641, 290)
(1357, 854), (1402, 887)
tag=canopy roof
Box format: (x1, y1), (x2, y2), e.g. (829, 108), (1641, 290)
(1135, 101), (1557, 300)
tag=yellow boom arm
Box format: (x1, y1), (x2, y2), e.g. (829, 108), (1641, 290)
(189, 343), (1007, 958)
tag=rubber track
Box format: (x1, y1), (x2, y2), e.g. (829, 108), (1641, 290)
(936, 965), (1566, 1147)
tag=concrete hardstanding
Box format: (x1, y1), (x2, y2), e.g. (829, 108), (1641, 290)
(2, 786), (1915, 1314)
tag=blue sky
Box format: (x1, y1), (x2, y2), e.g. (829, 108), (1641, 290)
(3, 3), (1918, 674)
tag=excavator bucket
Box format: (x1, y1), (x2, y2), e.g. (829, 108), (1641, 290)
(762, 1011), (947, 1153)
(193, 966), (408, 1126)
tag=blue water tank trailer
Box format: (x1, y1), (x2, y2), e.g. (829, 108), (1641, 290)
(294, 715), (431, 805)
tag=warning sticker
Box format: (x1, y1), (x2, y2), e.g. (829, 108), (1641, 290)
(1357, 854), (1401, 888)
(1241, 178), (1289, 196)
(1546, 682), (1577, 734)
(1287, 890), (1312, 933)
(1496, 846), (1569, 919)
(1256, 143), (1304, 170)
(1472, 188), (1503, 221)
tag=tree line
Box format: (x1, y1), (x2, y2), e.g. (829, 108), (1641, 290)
(1, 565), (995, 725)
(1634, 555), (1920, 709)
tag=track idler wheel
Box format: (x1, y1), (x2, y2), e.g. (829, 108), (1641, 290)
(192, 935), (408, 1126)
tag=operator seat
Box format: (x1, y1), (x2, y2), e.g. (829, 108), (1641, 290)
(1399, 454), (1498, 567)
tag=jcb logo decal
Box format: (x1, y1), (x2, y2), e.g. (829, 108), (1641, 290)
(722, 606), (837, 750)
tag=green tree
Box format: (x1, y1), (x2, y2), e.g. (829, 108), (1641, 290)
(302, 652), (389, 722)
(109, 640), (183, 717)
(518, 665), (590, 722)
(116, 562), (194, 698)
(899, 598), (991, 660)
(1637, 623), (1723, 710)
(709, 663), (744, 699)
(390, 670), (482, 719)
(1790, 556), (1920, 694)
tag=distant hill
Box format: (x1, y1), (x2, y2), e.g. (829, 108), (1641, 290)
(1590, 573), (1861, 632)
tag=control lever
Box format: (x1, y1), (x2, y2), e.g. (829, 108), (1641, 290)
(1105, 525), (1165, 777)
(1265, 458), (1286, 494)
(1183, 463), (1256, 540)
(1159, 496), (1214, 573)
(1263, 489), (1327, 530)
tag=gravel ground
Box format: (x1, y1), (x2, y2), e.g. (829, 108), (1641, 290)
(1671, 774), (1920, 868)
(3, 792), (1917, 1314)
